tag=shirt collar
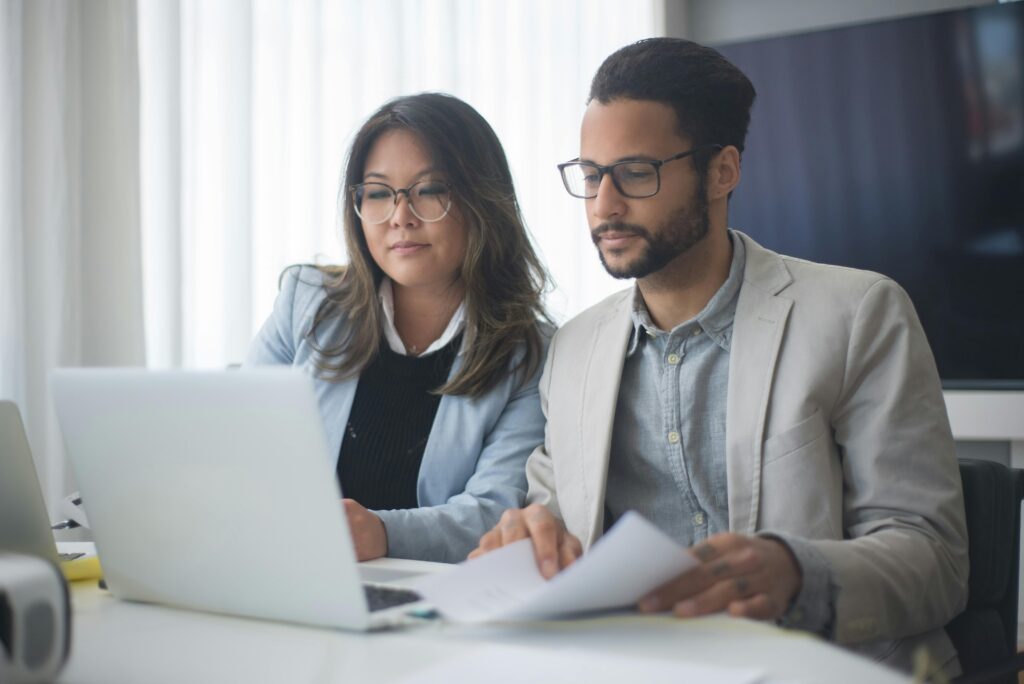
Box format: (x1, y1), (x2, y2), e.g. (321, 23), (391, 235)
(626, 230), (747, 355)
(379, 277), (467, 357)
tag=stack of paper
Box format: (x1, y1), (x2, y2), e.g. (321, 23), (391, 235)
(413, 511), (699, 623)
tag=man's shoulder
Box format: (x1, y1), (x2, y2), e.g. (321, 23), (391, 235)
(780, 253), (891, 293)
(739, 232), (896, 305)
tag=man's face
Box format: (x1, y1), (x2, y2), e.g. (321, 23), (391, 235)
(579, 99), (709, 280)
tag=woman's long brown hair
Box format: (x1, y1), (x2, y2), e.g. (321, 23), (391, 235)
(306, 93), (551, 397)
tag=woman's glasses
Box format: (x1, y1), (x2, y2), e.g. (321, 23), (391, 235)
(350, 180), (454, 224)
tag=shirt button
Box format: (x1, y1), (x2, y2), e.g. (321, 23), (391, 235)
(667, 353), (681, 365)
(667, 431), (680, 444)
(692, 328), (702, 337)
(693, 512), (705, 525)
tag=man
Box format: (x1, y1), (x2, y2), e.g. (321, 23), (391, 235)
(471, 38), (968, 675)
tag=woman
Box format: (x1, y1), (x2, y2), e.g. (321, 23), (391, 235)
(246, 93), (551, 563)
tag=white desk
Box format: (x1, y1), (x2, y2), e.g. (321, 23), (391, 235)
(59, 558), (908, 684)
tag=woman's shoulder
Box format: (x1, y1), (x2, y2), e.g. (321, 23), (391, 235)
(492, 317), (556, 392)
(280, 263), (341, 290)
(279, 263), (343, 303)
(272, 264), (350, 331)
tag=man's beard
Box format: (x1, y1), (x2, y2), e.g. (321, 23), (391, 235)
(592, 189), (710, 280)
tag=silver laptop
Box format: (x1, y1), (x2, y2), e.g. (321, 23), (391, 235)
(50, 368), (429, 630)
(0, 400), (93, 565)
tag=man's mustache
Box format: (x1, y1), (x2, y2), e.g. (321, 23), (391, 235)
(591, 222), (650, 246)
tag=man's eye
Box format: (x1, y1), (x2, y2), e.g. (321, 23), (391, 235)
(621, 166), (655, 181)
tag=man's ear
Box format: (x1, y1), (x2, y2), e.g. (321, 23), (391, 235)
(706, 145), (741, 200)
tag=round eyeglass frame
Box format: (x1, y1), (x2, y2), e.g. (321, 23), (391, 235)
(557, 144), (723, 199)
(349, 180), (454, 224)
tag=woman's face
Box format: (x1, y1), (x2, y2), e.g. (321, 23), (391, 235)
(358, 129), (468, 295)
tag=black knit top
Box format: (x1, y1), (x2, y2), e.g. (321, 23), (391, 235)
(336, 334), (462, 510)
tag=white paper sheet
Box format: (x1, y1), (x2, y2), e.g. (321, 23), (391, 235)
(413, 511), (698, 623)
(395, 644), (765, 684)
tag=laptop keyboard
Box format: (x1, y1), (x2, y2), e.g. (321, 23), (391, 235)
(362, 584), (422, 612)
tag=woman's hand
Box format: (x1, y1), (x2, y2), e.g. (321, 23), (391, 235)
(343, 499), (388, 561)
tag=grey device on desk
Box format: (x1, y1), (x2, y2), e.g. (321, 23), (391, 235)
(0, 400), (88, 564)
(50, 368), (428, 631)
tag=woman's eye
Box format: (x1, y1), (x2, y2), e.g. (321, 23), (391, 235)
(416, 183), (448, 197)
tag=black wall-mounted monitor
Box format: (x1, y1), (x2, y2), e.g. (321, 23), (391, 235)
(717, 2), (1024, 389)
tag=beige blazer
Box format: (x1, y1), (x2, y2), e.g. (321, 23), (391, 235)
(526, 231), (968, 672)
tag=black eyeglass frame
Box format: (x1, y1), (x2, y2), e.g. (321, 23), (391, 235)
(349, 180), (455, 224)
(557, 144), (724, 199)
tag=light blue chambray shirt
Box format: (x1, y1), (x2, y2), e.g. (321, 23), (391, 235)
(604, 232), (834, 635)
(604, 233), (745, 545)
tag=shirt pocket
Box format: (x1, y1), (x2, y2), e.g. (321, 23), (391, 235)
(762, 408), (829, 466)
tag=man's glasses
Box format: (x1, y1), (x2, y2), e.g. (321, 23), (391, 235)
(557, 145), (723, 199)
(350, 180), (454, 224)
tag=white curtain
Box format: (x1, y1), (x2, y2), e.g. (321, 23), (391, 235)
(0, 0), (144, 515)
(1, 0), (662, 510)
(138, 0), (664, 369)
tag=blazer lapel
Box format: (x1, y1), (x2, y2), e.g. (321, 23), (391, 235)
(576, 295), (633, 548)
(726, 232), (793, 534)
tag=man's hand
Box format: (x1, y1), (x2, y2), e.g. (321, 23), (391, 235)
(343, 499), (387, 561)
(468, 504), (583, 579)
(639, 533), (802, 620)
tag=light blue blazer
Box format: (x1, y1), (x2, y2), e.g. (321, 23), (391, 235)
(245, 266), (549, 562)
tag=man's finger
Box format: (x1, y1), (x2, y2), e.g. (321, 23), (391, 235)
(640, 562), (715, 612)
(471, 528), (502, 556)
(673, 572), (764, 617)
(690, 532), (746, 563)
(642, 544), (761, 613)
(523, 505), (562, 578)
(727, 593), (775, 620)
(558, 533), (583, 571)
(496, 509), (532, 545)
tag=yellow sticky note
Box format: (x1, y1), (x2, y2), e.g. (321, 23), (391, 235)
(62, 555), (103, 582)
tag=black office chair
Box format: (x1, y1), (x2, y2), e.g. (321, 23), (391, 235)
(948, 458), (1024, 684)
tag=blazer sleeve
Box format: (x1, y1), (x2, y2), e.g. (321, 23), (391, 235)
(374, 335), (551, 563)
(524, 328), (562, 518)
(810, 278), (969, 644)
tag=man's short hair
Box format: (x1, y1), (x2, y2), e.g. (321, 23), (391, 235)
(589, 38), (756, 165)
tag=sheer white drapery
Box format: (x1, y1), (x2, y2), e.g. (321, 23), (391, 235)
(2, 0), (661, 507)
(138, 0), (663, 369)
(0, 0), (144, 514)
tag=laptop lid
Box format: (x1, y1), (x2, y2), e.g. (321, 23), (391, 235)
(0, 400), (61, 565)
(50, 368), (378, 630)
